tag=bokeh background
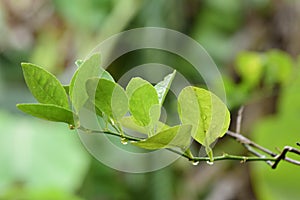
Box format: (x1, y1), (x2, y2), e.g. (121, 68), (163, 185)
(1, 0), (300, 199)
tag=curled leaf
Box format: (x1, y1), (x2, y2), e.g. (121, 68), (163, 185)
(154, 70), (176, 105)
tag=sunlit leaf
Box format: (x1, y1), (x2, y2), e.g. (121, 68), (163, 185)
(154, 70), (176, 105)
(69, 54), (114, 112)
(21, 63), (69, 108)
(120, 116), (170, 135)
(126, 77), (149, 98)
(126, 78), (160, 135)
(131, 125), (192, 150)
(17, 104), (76, 126)
(178, 86), (230, 159)
(86, 78), (128, 120)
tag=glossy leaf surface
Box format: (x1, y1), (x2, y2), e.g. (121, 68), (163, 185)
(132, 125), (192, 150)
(21, 63), (69, 108)
(17, 104), (76, 126)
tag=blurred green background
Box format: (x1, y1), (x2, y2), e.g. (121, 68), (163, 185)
(1, 0), (300, 199)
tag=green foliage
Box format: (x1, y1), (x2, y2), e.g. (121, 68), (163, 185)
(226, 49), (294, 109)
(178, 87), (230, 159)
(251, 68), (300, 200)
(154, 70), (176, 105)
(17, 53), (231, 157)
(236, 51), (263, 89)
(21, 63), (69, 108)
(69, 54), (102, 112)
(86, 78), (128, 121)
(0, 110), (89, 197)
(16, 104), (75, 126)
(126, 78), (161, 136)
(132, 125), (192, 150)
(120, 116), (169, 135)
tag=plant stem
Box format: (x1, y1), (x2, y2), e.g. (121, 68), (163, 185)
(78, 126), (141, 142)
(191, 154), (277, 162)
(77, 126), (300, 168)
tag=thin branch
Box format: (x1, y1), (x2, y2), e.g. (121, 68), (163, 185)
(272, 146), (300, 169)
(233, 107), (274, 166)
(226, 130), (300, 168)
(78, 126), (300, 168)
(236, 106), (244, 134)
(226, 130), (276, 156)
(192, 153), (277, 163)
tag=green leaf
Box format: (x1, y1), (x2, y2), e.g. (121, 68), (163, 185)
(154, 70), (176, 105)
(131, 125), (192, 150)
(100, 70), (115, 82)
(86, 78), (128, 120)
(120, 116), (170, 135)
(69, 69), (79, 97)
(69, 53), (114, 112)
(178, 86), (230, 159)
(264, 50), (293, 85)
(126, 77), (149, 98)
(17, 104), (76, 126)
(235, 51), (264, 89)
(21, 63), (69, 108)
(126, 78), (160, 135)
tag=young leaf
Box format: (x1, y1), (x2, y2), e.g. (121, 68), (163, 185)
(126, 77), (149, 98)
(120, 116), (170, 135)
(154, 70), (176, 105)
(178, 86), (230, 159)
(86, 78), (128, 120)
(69, 53), (114, 112)
(17, 104), (76, 126)
(126, 78), (160, 135)
(131, 125), (192, 150)
(21, 63), (69, 108)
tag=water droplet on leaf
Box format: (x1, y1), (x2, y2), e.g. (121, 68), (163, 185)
(206, 161), (214, 165)
(121, 138), (128, 145)
(192, 161), (199, 166)
(69, 124), (75, 130)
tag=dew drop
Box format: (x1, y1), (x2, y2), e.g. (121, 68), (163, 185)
(69, 124), (75, 130)
(206, 161), (214, 165)
(192, 161), (199, 166)
(121, 138), (128, 145)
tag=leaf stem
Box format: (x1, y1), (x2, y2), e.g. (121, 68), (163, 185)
(78, 126), (141, 142)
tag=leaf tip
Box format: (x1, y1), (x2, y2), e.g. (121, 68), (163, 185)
(20, 62), (30, 69)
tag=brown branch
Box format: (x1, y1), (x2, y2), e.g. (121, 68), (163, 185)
(272, 145), (300, 169)
(226, 130), (300, 169)
(233, 106), (273, 166)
